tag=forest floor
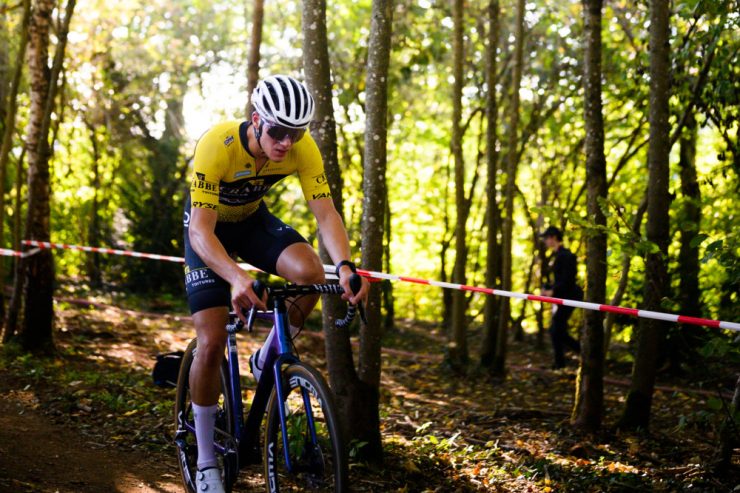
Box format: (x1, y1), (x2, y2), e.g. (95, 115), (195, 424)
(0, 283), (738, 492)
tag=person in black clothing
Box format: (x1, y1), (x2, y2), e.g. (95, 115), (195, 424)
(540, 226), (583, 369)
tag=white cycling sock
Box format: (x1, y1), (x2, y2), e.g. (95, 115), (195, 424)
(255, 324), (301, 380)
(193, 403), (219, 471)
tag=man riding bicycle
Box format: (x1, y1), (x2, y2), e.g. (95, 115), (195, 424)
(183, 74), (369, 493)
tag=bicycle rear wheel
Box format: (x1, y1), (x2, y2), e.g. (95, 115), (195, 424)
(174, 338), (238, 493)
(264, 362), (347, 493)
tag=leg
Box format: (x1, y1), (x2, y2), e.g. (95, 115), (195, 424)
(550, 307), (569, 369)
(189, 307), (228, 472)
(255, 243), (325, 370)
(558, 306), (581, 354)
(275, 242), (326, 326)
(190, 307), (229, 405)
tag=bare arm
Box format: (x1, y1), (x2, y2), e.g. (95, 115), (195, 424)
(308, 198), (369, 304)
(189, 207), (266, 318)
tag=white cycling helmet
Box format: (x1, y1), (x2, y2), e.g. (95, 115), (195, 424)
(251, 75), (315, 129)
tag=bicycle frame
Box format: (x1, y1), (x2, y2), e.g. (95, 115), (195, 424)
(228, 295), (317, 474)
(179, 278), (361, 490)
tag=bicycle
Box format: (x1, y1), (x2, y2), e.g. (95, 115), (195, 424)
(174, 274), (365, 493)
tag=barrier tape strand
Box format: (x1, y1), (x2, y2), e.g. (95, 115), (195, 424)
(16, 240), (740, 332)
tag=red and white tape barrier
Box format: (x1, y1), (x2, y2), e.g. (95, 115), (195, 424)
(325, 265), (740, 332)
(0, 247), (40, 258)
(14, 240), (740, 332)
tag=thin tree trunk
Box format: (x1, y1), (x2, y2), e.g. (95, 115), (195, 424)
(85, 121), (101, 287)
(620, 0), (671, 430)
(448, 0), (468, 371)
(20, 0), (76, 352)
(572, 0), (606, 432)
(3, 148), (25, 343)
(301, 0), (379, 461)
(358, 0), (392, 464)
(481, 0), (501, 370)
(492, 0), (525, 376)
(677, 114), (701, 317)
(604, 192), (647, 354)
(382, 197), (394, 330)
(0, 0), (31, 340)
(245, 0), (264, 116)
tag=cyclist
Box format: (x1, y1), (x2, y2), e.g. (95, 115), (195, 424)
(183, 74), (369, 492)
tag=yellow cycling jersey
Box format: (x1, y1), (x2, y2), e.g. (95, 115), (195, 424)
(189, 120), (331, 222)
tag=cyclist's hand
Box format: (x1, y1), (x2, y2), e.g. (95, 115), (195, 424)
(231, 274), (267, 322)
(338, 268), (369, 305)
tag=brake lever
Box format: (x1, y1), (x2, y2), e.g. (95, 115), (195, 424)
(348, 273), (368, 325)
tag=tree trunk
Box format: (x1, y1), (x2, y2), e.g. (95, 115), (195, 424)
(358, 0), (393, 464)
(603, 192), (647, 354)
(481, 0), (501, 370)
(245, 0), (264, 116)
(382, 197), (394, 330)
(86, 121), (102, 287)
(302, 0), (381, 462)
(20, 0), (58, 352)
(677, 114), (701, 317)
(492, 0), (525, 376)
(620, 0), (671, 430)
(572, 0), (606, 432)
(448, 0), (468, 371)
(3, 148), (25, 343)
(0, 0), (31, 341)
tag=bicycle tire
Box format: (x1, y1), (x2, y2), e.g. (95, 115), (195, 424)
(263, 362), (347, 493)
(174, 338), (238, 493)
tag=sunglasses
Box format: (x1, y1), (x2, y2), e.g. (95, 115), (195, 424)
(264, 123), (307, 144)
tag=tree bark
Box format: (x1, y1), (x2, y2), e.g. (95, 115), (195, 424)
(677, 114), (701, 318)
(301, 0), (382, 462)
(85, 121), (102, 287)
(481, 0), (501, 370)
(0, 0), (31, 340)
(492, 0), (525, 376)
(358, 0), (393, 464)
(448, 0), (468, 371)
(20, 0), (58, 352)
(245, 0), (264, 116)
(3, 148), (25, 343)
(572, 0), (606, 432)
(382, 197), (394, 330)
(620, 0), (671, 430)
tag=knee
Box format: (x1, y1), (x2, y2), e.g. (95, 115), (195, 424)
(195, 336), (226, 369)
(291, 255), (326, 285)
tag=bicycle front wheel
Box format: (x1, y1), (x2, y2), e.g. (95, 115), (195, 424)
(174, 338), (238, 493)
(264, 362), (347, 493)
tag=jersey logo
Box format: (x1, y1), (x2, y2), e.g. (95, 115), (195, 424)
(224, 135), (234, 146)
(196, 172), (205, 181)
(313, 173), (327, 185)
(311, 192), (331, 200)
(234, 170), (252, 178)
(192, 201), (217, 210)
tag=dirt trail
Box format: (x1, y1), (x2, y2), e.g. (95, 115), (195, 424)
(0, 386), (181, 493)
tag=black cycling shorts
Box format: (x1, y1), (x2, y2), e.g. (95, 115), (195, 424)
(183, 200), (308, 314)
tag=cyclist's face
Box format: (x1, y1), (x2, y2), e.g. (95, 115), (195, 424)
(254, 114), (305, 162)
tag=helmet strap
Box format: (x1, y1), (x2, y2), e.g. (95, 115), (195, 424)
(253, 120), (265, 151)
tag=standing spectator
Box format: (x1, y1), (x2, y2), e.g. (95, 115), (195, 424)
(540, 226), (583, 369)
